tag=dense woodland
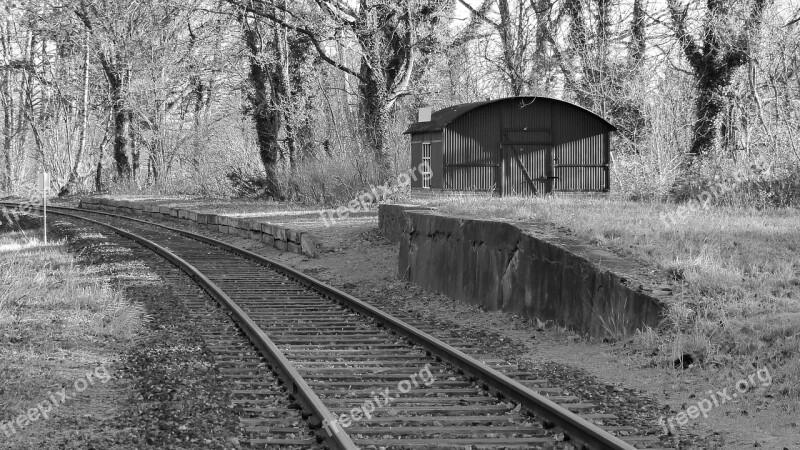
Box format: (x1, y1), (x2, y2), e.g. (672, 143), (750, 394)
(1, 0), (799, 206)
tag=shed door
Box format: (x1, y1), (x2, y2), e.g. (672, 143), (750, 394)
(501, 144), (553, 196)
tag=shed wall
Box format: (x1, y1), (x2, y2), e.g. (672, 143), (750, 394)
(410, 131), (442, 189)
(410, 136), (422, 189)
(444, 99), (558, 192)
(416, 97), (612, 194)
(551, 102), (610, 191)
(431, 135), (443, 189)
(442, 102), (502, 191)
(501, 98), (552, 130)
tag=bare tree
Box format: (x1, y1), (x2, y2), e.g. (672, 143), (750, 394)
(75, 1), (134, 179)
(629, 0), (646, 66)
(225, 0), (450, 178)
(59, 29), (91, 196)
(458, 0), (557, 96)
(1, 14), (15, 191)
(237, 9), (287, 198)
(667, 0), (770, 160)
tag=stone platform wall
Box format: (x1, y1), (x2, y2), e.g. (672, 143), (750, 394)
(378, 204), (436, 243)
(379, 205), (668, 337)
(79, 198), (318, 257)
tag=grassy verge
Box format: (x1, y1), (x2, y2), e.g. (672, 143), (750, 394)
(419, 194), (800, 397)
(0, 215), (146, 444)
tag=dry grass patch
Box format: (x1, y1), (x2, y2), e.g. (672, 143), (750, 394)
(421, 194), (800, 396)
(0, 219), (147, 436)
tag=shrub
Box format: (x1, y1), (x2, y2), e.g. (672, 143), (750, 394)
(225, 168), (272, 198)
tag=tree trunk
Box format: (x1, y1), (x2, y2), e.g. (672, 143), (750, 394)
(110, 93), (132, 178)
(629, 0), (646, 66)
(667, 0), (768, 159)
(691, 79), (726, 156)
(148, 151), (159, 183)
(252, 101), (282, 198)
(190, 76), (204, 171)
(2, 69), (12, 192)
(59, 31), (90, 196)
(21, 33), (48, 167)
(75, 8), (132, 179)
(241, 20), (283, 198)
(532, 0), (555, 92)
(95, 112), (111, 192)
(497, 0), (523, 96)
(129, 110), (138, 179)
(358, 66), (392, 178)
(95, 146), (103, 192)
(1, 18), (13, 191)
(274, 27), (299, 170)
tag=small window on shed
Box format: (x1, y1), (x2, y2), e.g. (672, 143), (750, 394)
(421, 142), (432, 188)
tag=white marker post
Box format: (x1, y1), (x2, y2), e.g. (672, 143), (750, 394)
(38, 171), (49, 244)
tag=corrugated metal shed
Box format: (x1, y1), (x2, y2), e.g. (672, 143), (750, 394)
(404, 97), (616, 134)
(406, 97), (615, 195)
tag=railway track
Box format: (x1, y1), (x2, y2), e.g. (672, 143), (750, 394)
(5, 202), (670, 450)
(164, 270), (322, 448)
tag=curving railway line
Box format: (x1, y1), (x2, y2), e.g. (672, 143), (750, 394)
(4, 202), (671, 450)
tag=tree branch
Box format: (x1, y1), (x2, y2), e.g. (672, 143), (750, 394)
(74, 7), (120, 88)
(457, 0), (499, 28)
(314, 0), (357, 24)
(666, 0), (703, 73)
(224, 0), (364, 81)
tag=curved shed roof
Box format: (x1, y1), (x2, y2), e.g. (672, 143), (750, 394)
(404, 96), (616, 134)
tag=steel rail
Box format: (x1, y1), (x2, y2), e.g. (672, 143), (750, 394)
(7, 202), (636, 450)
(4, 203), (356, 450)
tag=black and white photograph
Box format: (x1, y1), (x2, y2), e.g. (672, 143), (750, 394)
(1, 0), (799, 448)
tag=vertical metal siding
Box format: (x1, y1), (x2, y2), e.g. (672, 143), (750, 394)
(443, 103), (500, 191)
(417, 97), (611, 195)
(431, 133), (443, 189)
(410, 136), (422, 189)
(502, 98), (552, 129)
(551, 101), (610, 192)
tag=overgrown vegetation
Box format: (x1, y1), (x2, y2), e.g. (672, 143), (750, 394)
(2, 1), (799, 208)
(0, 215), (147, 424)
(429, 194), (800, 396)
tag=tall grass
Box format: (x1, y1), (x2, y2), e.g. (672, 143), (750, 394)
(0, 227), (147, 420)
(0, 236), (147, 344)
(426, 194), (800, 395)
